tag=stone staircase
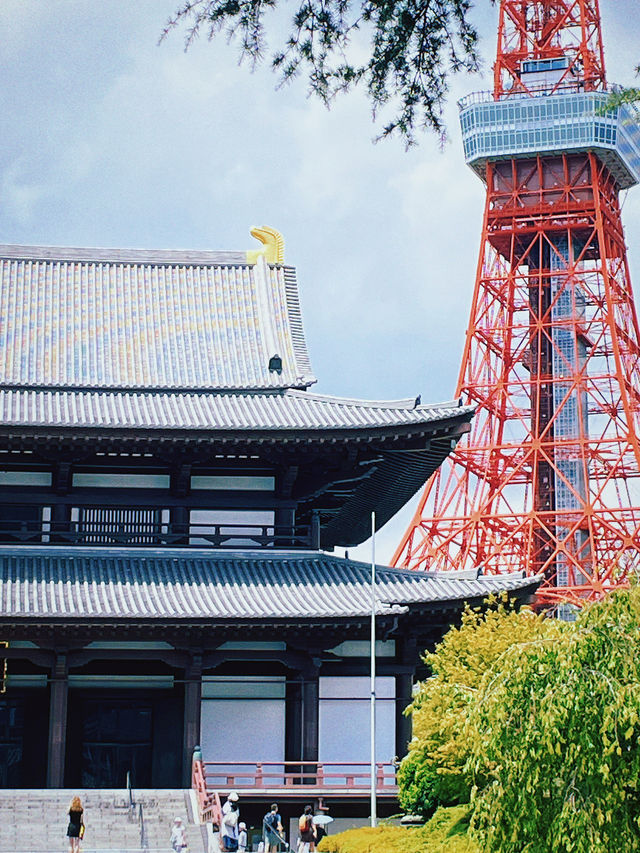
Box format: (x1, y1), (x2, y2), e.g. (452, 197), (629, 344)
(0, 789), (206, 853)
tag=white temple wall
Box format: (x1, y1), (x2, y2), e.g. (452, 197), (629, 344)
(318, 676), (396, 764)
(200, 676), (285, 774)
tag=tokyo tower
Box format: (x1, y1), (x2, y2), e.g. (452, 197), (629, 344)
(393, 0), (640, 605)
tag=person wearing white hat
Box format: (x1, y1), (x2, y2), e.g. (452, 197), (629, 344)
(238, 821), (248, 852)
(222, 792), (241, 851)
(170, 816), (188, 852)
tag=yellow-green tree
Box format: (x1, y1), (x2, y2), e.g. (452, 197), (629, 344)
(398, 600), (549, 817)
(608, 65), (640, 108)
(469, 586), (640, 853)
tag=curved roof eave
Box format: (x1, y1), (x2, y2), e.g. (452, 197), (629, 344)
(0, 387), (475, 435)
(0, 546), (542, 624)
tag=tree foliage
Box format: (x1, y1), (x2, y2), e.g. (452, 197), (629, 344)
(398, 599), (549, 817)
(317, 804), (478, 852)
(608, 87), (640, 109)
(469, 586), (640, 853)
(606, 64), (640, 110)
(161, 0), (483, 144)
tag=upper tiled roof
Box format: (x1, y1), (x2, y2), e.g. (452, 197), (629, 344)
(0, 546), (540, 622)
(0, 387), (472, 433)
(0, 244), (315, 391)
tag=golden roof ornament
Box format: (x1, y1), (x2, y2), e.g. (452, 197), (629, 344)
(246, 226), (285, 265)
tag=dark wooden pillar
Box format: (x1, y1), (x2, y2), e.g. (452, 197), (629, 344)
(47, 653), (68, 788)
(395, 672), (414, 759)
(171, 507), (189, 545)
(274, 507), (296, 546)
(285, 675), (303, 762)
(171, 463), (192, 546)
(285, 663), (319, 782)
(182, 653), (202, 787)
(395, 638), (417, 759)
(275, 465), (298, 545)
(301, 666), (319, 764)
(310, 511), (321, 549)
(51, 503), (68, 532)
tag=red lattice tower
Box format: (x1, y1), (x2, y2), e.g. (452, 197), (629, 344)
(393, 0), (640, 606)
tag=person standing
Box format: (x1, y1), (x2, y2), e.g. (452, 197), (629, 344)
(263, 803), (284, 853)
(66, 796), (85, 853)
(238, 821), (248, 852)
(222, 791), (240, 852)
(313, 811), (331, 848)
(170, 817), (188, 852)
(314, 822), (328, 847)
(297, 805), (316, 853)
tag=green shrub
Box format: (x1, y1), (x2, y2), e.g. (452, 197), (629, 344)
(469, 586), (640, 853)
(317, 805), (479, 853)
(399, 599), (549, 816)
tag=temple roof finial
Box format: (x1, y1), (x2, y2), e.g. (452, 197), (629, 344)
(247, 226), (285, 264)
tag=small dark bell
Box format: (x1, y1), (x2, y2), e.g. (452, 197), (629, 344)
(268, 354), (283, 373)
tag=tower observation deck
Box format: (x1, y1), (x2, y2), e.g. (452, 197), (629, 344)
(394, 0), (640, 606)
(460, 88), (640, 189)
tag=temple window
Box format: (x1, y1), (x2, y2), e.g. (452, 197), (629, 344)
(189, 509), (275, 547)
(0, 471), (52, 487)
(71, 473), (170, 489)
(69, 507), (169, 545)
(190, 475), (275, 491)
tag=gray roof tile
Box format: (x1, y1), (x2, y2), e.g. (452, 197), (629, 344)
(0, 388), (473, 432)
(0, 547), (539, 622)
(0, 246), (314, 391)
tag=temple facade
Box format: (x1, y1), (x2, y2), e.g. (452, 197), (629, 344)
(0, 234), (539, 796)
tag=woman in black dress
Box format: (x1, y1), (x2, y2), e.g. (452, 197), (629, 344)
(67, 796), (84, 853)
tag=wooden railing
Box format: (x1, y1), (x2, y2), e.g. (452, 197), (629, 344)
(0, 512), (319, 550)
(192, 749), (223, 825)
(200, 760), (398, 793)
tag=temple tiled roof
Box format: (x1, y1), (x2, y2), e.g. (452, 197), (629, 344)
(0, 547), (540, 623)
(0, 241), (475, 549)
(0, 245), (315, 391)
(0, 388), (472, 433)
(0, 242), (474, 441)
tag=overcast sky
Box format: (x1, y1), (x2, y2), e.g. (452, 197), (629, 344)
(1, 1), (639, 562)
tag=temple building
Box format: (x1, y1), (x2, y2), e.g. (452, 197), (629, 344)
(0, 229), (539, 799)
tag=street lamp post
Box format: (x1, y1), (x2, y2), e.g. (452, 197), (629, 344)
(370, 511), (377, 828)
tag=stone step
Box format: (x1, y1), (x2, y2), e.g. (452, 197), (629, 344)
(0, 790), (205, 853)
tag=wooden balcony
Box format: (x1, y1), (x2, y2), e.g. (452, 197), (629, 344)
(195, 760), (398, 804)
(0, 510), (320, 550)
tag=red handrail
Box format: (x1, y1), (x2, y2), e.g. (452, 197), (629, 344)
(193, 752), (398, 820)
(192, 752), (223, 825)
(200, 760), (397, 791)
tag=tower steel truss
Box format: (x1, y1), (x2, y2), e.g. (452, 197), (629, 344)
(393, 1), (640, 605)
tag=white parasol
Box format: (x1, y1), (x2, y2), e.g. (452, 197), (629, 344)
(312, 815), (334, 826)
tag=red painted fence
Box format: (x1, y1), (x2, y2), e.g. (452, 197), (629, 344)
(192, 751), (223, 825)
(197, 759), (397, 794)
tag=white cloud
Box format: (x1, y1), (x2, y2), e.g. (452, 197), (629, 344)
(0, 159), (50, 227)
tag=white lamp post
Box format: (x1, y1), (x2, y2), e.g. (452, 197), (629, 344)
(370, 510), (377, 828)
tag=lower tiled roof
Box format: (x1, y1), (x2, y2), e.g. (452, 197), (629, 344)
(0, 389), (471, 432)
(0, 547), (539, 622)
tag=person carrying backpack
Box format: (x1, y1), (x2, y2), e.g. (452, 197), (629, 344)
(297, 805), (316, 853)
(263, 803), (284, 852)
